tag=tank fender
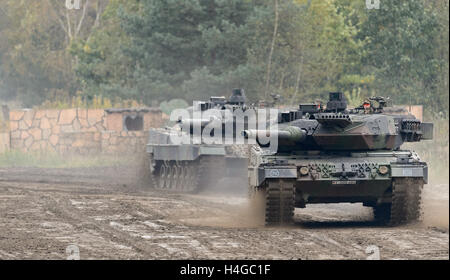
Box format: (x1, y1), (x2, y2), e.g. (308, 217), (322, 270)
(390, 164), (428, 184)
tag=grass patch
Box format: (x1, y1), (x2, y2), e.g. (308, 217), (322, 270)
(0, 150), (135, 169)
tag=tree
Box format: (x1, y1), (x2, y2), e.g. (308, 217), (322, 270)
(427, 0), (449, 116)
(3, 0), (444, 113)
(0, 0), (110, 107)
(74, 0), (259, 103)
(360, 0), (442, 111)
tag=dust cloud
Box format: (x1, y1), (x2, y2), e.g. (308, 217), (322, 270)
(422, 155), (449, 231)
(422, 183), (449, 230)
(402, 122), (449, 231)
(181, 172), (266, 229)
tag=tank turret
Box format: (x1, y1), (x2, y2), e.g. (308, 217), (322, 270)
(245, 93), (433, 152)
(247, 92), (434, 227)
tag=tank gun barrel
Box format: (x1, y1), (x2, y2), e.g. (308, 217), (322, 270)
(242, 126), (307, 146)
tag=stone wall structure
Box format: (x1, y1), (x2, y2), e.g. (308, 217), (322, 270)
(7, 108), (165, 154)
(0, 133), (9, 153)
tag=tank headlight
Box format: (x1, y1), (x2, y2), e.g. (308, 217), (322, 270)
(299, 166), (309, 176)
(378, 165), (389, 175)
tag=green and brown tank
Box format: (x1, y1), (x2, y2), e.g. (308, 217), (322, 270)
(245, 92), (433, 226)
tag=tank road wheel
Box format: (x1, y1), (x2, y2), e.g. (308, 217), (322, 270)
(166, 161), (182, 190)
(173, 162), (183, 190)
(373, 177), (423, 226)
(180, 163), (189, 191)
(264, 179), (296, 226)
(157, 162), (168, 189)
(166, 163), (175, 189)
(179, 163), (190, 191)
(168, 163), (176, 189)
(183, 164), (194, 192)
(176, 163), (191, 192)
(165, 162), (198, 193)
(175, 162), (188, 191)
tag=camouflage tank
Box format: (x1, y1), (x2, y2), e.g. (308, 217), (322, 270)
(245, 92), (433, 226)
(143, 89), (254, 193)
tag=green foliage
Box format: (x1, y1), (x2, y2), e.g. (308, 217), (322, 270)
(0, 0), (448, 116)
(344, 88), (364, 108)
(359, 0), (444, 112)
(38, 94), (144, 109)
(0, 0), (110, 107)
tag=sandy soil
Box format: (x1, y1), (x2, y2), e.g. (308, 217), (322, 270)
(0, 166), (448, 260)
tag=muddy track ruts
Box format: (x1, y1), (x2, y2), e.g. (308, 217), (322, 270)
(0, 167), (448, 260)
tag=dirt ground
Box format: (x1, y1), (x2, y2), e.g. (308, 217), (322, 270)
(0, 166), (448, 260)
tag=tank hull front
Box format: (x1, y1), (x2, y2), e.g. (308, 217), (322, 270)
(248, 150), (428, 206)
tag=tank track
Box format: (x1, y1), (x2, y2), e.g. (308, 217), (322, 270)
(264, 179), (296, 226)
(151, 159), (197, 192)
(145, 154), (159, 189)
(146, 155), (225, 193)
(374, 177), (423, 225)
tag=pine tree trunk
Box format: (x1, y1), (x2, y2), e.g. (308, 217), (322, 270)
(264, 0), (279, 100)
